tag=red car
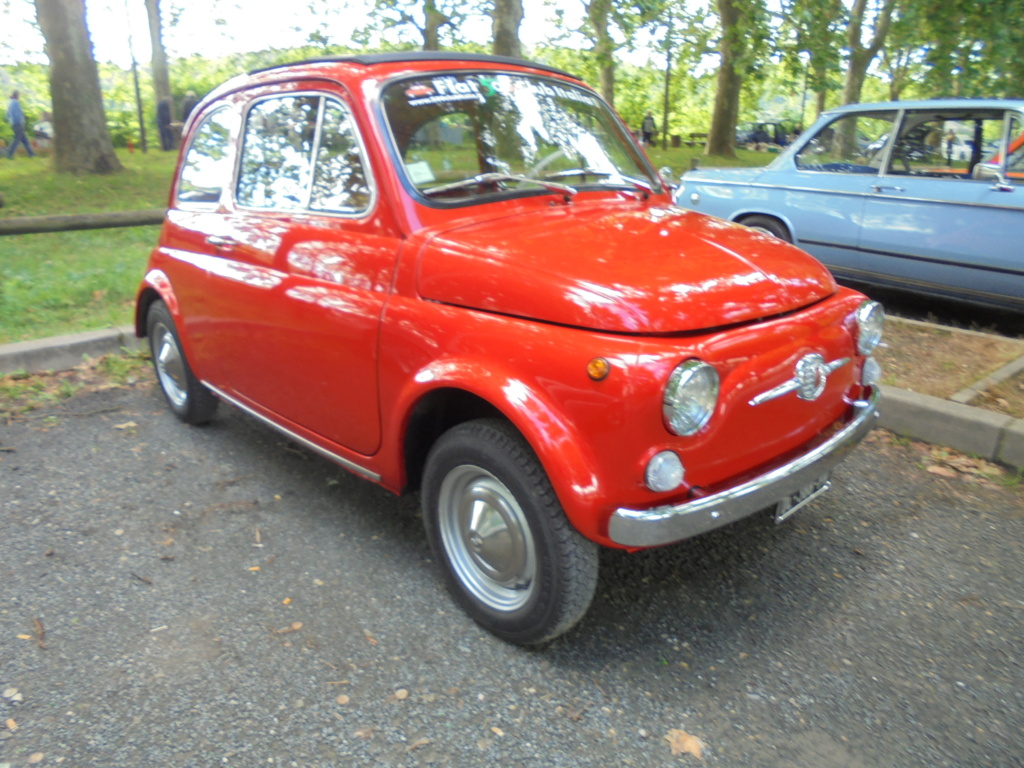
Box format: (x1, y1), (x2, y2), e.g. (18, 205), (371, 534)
(136, 52), (883, 645)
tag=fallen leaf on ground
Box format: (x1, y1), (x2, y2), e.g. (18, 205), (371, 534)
(335, 694), (350, 705)
(6, 719), (16, 731)
(926, 465), (958, 478)
(113, 421), (138, 430)
(491, 726), (505, 736)
(407, 737), (431, 751)
(665, 729), (704, 759)
(34, 617), (47, 649)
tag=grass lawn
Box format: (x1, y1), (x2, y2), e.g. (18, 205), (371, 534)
(0, 150), (176, 344)
(0, 143), (772, 345)
(0, 149), (178, 216)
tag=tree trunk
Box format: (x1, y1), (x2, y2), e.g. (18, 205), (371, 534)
(705, 0), (742, 157)
(144, 0), (172, 110)
(841, 49), (871, 107)
(491, 0), (523, 58)
(34, 0), (122, 174)
(422, 0), (451, 50)
(841, 0), (896, 105)
(585, 0), (616, 107)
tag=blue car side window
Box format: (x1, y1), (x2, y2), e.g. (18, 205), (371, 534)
(796, 112), (895, 174)
(888, 111), (1006, 179)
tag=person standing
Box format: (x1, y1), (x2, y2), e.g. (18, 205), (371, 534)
(180, 91), (199, 124)
(6, 90), (36, 159)
(157, 96), (174, 151)
(641, 112), (657, 147)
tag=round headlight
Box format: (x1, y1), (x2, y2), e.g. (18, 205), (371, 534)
(855, 300), (885, 355)
(663, 360), (719, 436)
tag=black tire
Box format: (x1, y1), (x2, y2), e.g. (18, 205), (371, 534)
(422, 418), (599, 646)
(146, 300), (219, 425)
(740, 215), (792, 242)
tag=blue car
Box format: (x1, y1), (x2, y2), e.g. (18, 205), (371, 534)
(673, 99), (1024, 312)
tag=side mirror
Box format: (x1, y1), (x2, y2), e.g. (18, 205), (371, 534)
(658, 166), (679, 190)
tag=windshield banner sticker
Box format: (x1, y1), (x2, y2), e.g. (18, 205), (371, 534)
(404, 75), (600, 109)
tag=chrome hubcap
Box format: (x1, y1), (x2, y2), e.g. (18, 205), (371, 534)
(437, 465), (536, 611)
(153, 322), (188, 408)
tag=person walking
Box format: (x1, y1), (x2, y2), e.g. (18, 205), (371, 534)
(6, 90), (36, 159)
(641, 112), (657, 147)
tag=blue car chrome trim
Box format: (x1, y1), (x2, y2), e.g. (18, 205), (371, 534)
(799, 240), (1024, 278)
(687, 177), (1023, 215)
(607, 390), (879, 548)
(203, 383), (382, 482)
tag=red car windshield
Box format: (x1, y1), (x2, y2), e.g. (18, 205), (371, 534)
(381, 71), (658, 201)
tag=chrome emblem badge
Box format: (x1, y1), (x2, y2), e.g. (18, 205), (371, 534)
(794, 353), (829, 401)
(749, 354), (850, 407)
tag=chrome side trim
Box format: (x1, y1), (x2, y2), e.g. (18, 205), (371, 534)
(686, 177), (1023, 214)
(204, 383), (381, 482)
(749, 356), (850, 406)
(608, 389), (879, 548)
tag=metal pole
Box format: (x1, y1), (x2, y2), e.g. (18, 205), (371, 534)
(125, 0), (148, 152)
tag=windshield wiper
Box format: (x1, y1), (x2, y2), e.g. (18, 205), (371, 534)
(420, 172), (577, 198)
(544, 168), (657, 195)
(609, 175), (656, 194)
(542, 167), (613, 181)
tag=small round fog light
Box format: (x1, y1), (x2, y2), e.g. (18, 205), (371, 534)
(645, 450), (684, 493)
(862, 356), (882, 387)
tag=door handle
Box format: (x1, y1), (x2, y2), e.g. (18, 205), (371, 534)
(871, 185), (905, 193)
(205, 235), (237, 248)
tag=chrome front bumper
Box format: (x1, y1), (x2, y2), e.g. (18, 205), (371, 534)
(607, 390), (880, 548)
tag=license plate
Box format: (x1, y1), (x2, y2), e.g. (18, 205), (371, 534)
(775, 474), (832, 524)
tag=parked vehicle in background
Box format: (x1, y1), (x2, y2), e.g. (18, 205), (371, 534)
(676, 100), (1024, 312)
(137, 52), (883, 646)
(735, 120), (798, 149)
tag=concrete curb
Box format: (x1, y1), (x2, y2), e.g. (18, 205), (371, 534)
(1, 327), (1022, 471)
(0, 326), (143, 377)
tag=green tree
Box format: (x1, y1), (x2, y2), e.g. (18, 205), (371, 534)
(360, 0), (479, 50)
(841, 0), (897, 106)
(777, 0), (845, 122)
(145, 0), (172, 109)
(34, 0), (122, 174)
(491, 0), (524, 57)
(705, 0), (769, 156)
(581, 0), (664, 108)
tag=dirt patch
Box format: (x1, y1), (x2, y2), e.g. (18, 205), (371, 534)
(972, 370), (1024, 419)
(874, 318), (1024, 406)
(0, 351), (152, 424)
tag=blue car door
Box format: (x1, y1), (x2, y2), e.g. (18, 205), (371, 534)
(782, 110), (898, 269)
(858, 108), (1024, 307)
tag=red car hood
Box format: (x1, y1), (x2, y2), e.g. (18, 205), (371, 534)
(416, 202), (837, 333)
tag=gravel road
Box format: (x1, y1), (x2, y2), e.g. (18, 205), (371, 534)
(2, 380), (1022, 767)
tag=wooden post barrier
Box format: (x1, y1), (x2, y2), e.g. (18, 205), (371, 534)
(0, 208), (167, 236)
